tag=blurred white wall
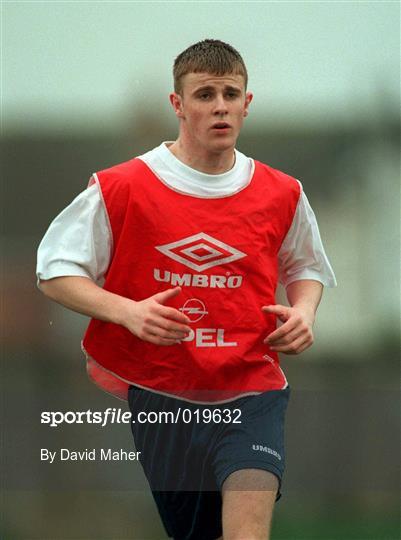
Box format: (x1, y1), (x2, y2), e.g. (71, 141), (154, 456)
(3, 1), (399, 131)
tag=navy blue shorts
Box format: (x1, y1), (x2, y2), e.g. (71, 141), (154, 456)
(128, 386), (290, 540)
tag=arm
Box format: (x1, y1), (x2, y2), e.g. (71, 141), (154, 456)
(40, 276), (191, 346)
(262, 183), (335, 355)
(262, 279), (323, 354)
(37, 184), (190, 346)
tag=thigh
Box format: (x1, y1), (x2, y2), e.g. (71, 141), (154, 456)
(221, 468), (278, 540)
(128, 386), (223, 539)
(128, 385), (219, 491)
(213, 387), (290, 501)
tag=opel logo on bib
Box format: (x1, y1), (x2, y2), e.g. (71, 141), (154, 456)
(179, 298), (208, 323)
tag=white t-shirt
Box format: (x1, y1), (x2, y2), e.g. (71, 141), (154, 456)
(36, 142), (336, 288)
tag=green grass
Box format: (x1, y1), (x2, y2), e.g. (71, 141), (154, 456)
(272, 516), (400, 540)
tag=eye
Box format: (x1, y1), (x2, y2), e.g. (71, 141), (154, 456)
(199, 93), (211, 100)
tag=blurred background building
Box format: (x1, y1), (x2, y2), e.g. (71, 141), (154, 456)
(2, 1), (400, 539)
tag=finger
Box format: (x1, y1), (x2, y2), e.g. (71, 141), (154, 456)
(145, 330), (182, 346)
(146, 321), (189, 340)
(157, 304), (191, 326)
(262, 304), (289, 322)
(149, 313), (191, 334)
(270, 335), (311, 354)
(264, 317), (299, 344)
(265, 325), (304, 346)
(295, 340), (313, 354)
(153, 286), (183, 305)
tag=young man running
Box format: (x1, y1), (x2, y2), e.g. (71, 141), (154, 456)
(37, 39), (336, 540)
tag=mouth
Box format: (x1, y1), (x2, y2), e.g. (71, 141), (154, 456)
(211, 122), (231, 131)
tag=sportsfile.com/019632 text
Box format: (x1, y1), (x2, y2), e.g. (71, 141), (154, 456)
(40, 407), (242, 427)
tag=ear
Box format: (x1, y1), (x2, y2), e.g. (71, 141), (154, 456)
(169, 92), (185, 118)
(243, 91), (253, 117)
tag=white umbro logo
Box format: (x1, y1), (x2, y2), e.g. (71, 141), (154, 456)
(155, 232), (247, 272)
(252, 445), (282, 461)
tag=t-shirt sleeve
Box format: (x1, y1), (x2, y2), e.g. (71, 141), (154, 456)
(36, 182), (112, 285)
(278, 181), (337, 288)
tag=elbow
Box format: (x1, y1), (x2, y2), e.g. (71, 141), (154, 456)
(38, 278), (48, 295)
(38, 278), (57, 300)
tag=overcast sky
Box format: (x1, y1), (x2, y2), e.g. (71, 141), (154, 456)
(3, 1), (399, 131)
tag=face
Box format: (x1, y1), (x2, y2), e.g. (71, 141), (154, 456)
(170, 72), (253, 155)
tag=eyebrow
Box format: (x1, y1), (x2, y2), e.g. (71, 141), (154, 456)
(192, 84), (242, 94)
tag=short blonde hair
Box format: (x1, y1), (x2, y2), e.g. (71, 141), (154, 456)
(173, 39), (248, 94)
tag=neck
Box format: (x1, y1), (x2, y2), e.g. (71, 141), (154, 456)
(168, 139), (235, 175)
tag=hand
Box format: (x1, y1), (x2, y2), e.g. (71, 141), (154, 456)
(123, 287), (191, 346)
(261, 304), (315, 354)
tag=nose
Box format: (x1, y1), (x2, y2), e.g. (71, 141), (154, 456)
(213, 94), (228, 115)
